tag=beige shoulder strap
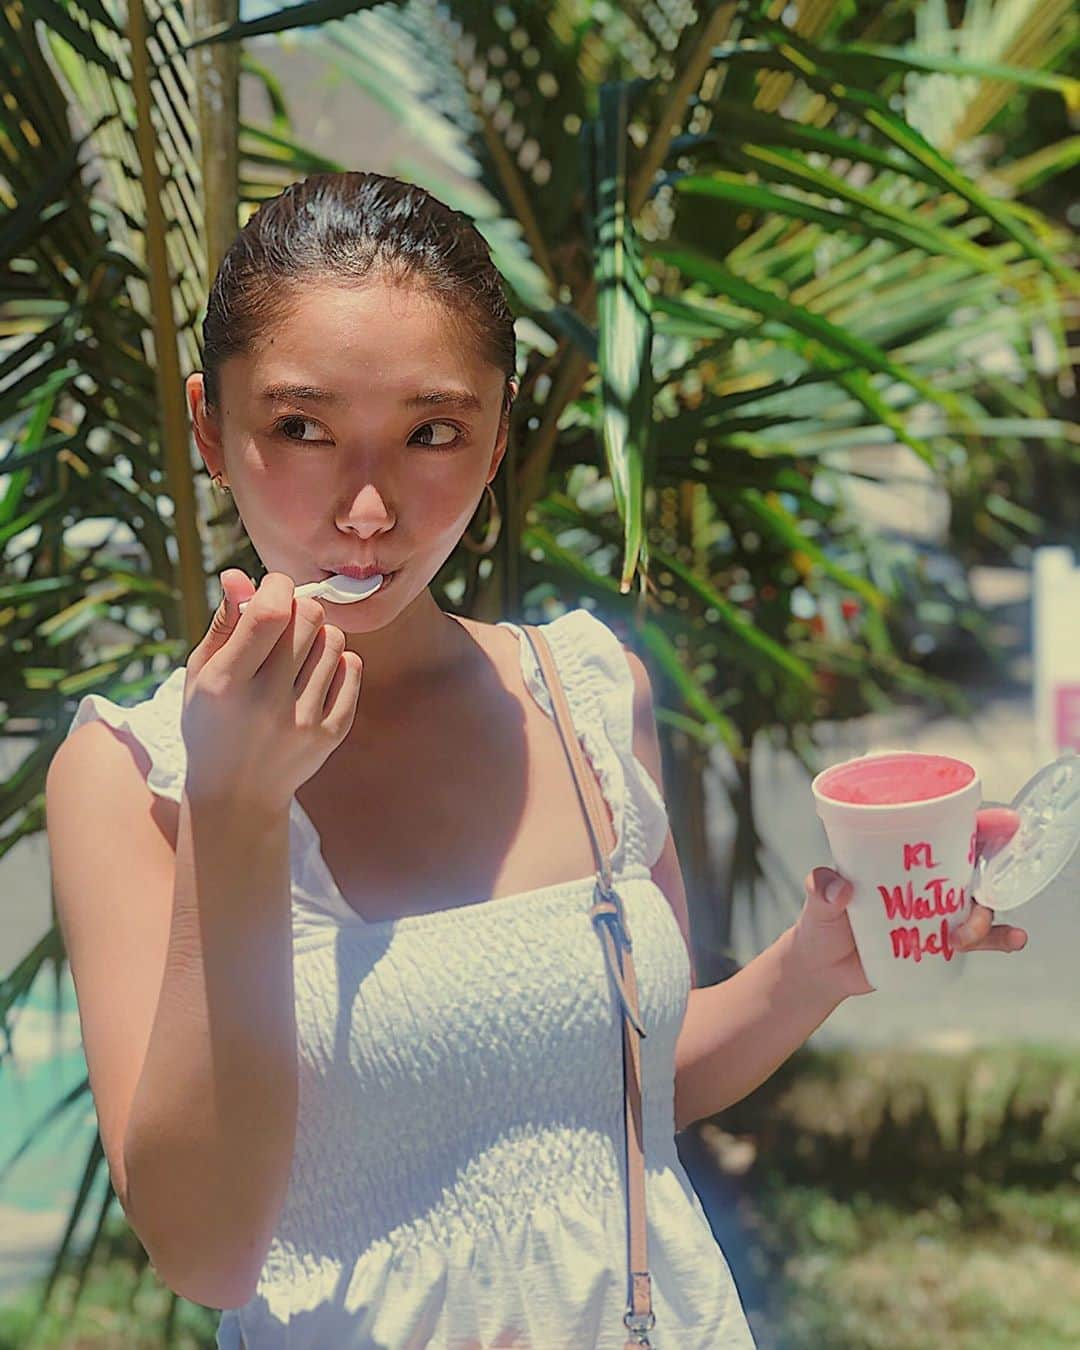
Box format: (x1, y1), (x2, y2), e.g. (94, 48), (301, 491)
(518, 623), (656, 1348)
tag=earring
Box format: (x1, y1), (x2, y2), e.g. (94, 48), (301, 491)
(210, 471), (231, 494)
(460, 481), (501, 555)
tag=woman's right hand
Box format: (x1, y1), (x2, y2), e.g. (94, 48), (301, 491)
(181, 569), (363, 814)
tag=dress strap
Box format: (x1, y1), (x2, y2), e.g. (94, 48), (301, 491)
(516, 622), (656, 1349)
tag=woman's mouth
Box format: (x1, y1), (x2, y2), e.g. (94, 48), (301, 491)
(318, 567), (399, 595)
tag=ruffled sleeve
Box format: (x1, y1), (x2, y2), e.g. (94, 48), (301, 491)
(568, 610), (672, 870)
(503, 608), (671, 872)
(62, 666), (189, 805)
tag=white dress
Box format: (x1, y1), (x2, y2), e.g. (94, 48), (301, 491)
(64, 606), (757, 1349)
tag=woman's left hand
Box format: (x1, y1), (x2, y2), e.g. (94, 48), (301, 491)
(790, 806), (1029, 1002)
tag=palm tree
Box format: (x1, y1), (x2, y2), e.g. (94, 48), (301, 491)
(1, 0), (1077, 1333)
(182, 0), (1079, 961)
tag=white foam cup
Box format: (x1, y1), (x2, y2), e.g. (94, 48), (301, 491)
(811, 750), (982, 993)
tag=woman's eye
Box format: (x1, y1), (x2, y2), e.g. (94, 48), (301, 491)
(275, 415), (325, 442)
(411, 421), (464, 451)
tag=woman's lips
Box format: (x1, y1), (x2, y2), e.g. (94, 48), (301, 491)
(317, 567), (398, 595)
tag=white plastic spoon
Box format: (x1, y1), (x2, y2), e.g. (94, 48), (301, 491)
(237, 572), (384, 614)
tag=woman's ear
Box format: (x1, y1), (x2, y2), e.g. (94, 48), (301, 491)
(186, 372), (224, 469)
(490, 412), (512, 478)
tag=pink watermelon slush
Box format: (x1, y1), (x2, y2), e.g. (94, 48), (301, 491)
(816, 752), (976, 806)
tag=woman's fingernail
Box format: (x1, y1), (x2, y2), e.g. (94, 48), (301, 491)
(825, 878), (845, 903)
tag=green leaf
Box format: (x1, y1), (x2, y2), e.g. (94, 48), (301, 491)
(22, 0), (123, 75)
(635, 624), (743, 757)
(647, 244), (953, 466)
(829, 41), (1080, 111)
(709, 29), (1080, 291)
(592, 83), (652, 594)
(664, 101), (943, 193)
(673, 152), (1012, 281)
(647, 544), (818, 690)
(738, 489), (886, 611)
(181, 0), (389, 51)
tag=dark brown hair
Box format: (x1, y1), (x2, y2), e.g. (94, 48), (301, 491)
(201, 171), (518, 423)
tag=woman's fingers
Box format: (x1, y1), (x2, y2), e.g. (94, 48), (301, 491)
(974, 805), (1020, 862)
(953, 900), (993, 947)
(960, 924), (1028, 953)
(953, 899), (1028, 952)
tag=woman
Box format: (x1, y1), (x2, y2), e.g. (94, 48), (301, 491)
(46, 171), (1026, 1348)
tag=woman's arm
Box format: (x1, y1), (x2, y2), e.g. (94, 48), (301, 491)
(623, 645), (845, 1133)
(124, 784), (298, 1308)
(622, 646), (1026, 1133)
(670, 928), (841, 1131)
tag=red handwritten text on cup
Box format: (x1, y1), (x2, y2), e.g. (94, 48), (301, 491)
(880, 837), (973, 965)
(903, 841), (939, 870)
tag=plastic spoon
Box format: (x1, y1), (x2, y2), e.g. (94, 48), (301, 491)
(237, 572), (384, 614)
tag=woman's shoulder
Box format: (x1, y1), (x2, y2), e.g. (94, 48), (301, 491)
(61, 666), (189, 806)
(481, 606), (635, 710)
(491, 605), (624, 649)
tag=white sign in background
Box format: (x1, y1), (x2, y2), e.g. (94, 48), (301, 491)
(1034, 546), (1080, 759)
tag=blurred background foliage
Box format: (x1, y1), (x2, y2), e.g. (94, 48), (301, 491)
(1, 0), (1078, 1338)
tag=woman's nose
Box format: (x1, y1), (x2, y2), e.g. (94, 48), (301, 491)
(335, 481), (396, 533)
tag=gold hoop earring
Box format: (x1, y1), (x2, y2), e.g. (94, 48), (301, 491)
(210, 471), (231, 494)
(460, 481), (501, 555)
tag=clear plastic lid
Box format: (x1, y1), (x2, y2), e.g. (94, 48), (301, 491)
(976, 750), (1080, 912)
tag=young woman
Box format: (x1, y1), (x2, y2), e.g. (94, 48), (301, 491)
(46, 171), (1026, 1349)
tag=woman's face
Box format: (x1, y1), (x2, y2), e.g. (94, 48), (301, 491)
(188, 279), (509, 628)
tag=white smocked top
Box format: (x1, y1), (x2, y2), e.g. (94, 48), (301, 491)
(65, 607), (755, 1349)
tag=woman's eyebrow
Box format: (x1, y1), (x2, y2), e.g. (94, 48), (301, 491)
(258, 382), (482, 413)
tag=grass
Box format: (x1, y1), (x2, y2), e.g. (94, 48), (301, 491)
(739, 1176), (1080, 1349)
(711, 1043), (1080, 1350)
(0, 1218), (217, 1349)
